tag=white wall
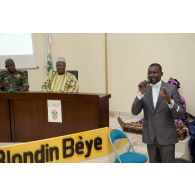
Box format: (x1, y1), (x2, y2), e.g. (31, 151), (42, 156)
(108, 33), (195, 115)
(27, 33), (48, 91)
(71, 34), (105, 93)
(28, 33), (195, 115)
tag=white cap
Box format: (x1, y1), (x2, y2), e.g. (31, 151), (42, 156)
(56, 57), (66, 63)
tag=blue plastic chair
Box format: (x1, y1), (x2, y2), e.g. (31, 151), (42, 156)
(109, 129), (148, 163)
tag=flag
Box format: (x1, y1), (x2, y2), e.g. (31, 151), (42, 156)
(46, 33), (53, 73)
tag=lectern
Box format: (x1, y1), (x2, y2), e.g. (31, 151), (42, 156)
(0, 92), (111, 142)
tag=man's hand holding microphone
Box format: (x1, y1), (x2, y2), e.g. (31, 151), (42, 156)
(138, 80), (150, 94)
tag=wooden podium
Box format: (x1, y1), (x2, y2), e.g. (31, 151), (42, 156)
(0, 92), (111, 142)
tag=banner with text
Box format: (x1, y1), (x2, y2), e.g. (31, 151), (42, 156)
(0, 127), (115, 163)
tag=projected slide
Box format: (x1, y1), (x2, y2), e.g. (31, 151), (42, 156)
(0, 33), (37, 69)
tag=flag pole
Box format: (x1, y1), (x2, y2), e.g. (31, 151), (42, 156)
(46, 33), (53, 73)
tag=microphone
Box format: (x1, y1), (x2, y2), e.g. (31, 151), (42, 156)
(138, 80), (150, 88)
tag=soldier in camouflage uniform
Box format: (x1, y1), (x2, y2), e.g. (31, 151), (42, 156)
(0, 58), (29, 92)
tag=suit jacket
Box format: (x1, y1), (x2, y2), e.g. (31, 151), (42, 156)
(131, 81), (185, 145)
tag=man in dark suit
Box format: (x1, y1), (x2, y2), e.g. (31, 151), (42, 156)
(131, 63), (185, 163)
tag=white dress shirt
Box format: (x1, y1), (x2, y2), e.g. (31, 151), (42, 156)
(136, 80), (179, 111)
(151, 80), (162, 108)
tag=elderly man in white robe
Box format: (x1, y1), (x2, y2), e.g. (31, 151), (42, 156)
(42, 57), (79, 92)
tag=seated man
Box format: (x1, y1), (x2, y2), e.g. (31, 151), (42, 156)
(42, 57), (79, 92)
(0, 58), (29, 92)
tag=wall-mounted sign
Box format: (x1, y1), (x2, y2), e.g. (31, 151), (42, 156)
(47, 100), (62, 123)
